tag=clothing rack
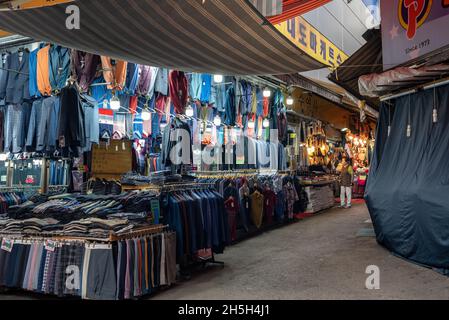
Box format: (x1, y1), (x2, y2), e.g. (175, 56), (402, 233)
(0, 186), (40, 192)
(0, 66), (30, 75)
(0, 224), (170, 244)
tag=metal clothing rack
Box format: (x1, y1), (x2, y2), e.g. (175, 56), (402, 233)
(0, 224), (170, 244)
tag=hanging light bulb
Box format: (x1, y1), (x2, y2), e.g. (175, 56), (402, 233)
(213, 115), (222, 126)
(213, 74), (223, 83)
(286, 96), (294, 106)
(141, 108), (151, 121)
(247, 119), (255, 129)
(110, 94), (121, 110)
(185, 105), (194, 117)
(262, 118), (270, 128)
(406, 124), (412, 137)
(407, 94), (412, 137)
(263, 87), (271, 98)
(433, 87), (438, 123)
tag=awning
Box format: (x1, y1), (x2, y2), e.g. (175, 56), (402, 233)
(268, 0), (332, 25)
(0, 0), (324, 75)
(275, 73), (379, 119)
(328, 29), (383, 110)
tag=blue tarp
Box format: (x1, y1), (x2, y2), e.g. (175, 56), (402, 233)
(366, 83), (449, 270)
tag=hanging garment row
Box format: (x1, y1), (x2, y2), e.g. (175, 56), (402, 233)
(196, 173), (308, 242)
(161, 188), (228, 262)
(0, 231), (176, 300)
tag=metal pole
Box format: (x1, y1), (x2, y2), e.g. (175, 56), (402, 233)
(40, 158), (49, 194)
(380, 78), (449, 102)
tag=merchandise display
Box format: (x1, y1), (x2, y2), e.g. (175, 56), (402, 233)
(0, 31), (362, 300)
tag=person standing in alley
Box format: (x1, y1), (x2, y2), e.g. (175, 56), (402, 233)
(339, 157), (354, 208)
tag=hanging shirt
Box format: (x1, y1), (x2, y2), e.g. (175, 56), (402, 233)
(71, 50), (101, 93)
(224, 86), (236, 126)
(154, 68), (169, 96)
(263, 96), (269, 118)
(0, 52), (10, 101)
(29, 47), (42, 98)
(256, 87), (264, 117)
(251, 86), (257, 114)
(263, 189), (276, 224)
(250, 190), (264, 228)
(100, 56), (127, 91)
(146, 67), (159, 99)
(37, 45), (52, 96)
(124, 62), (140, 95)
(169, 70), (188, 115)
(5, 50), (30, 104)
(48, 45), (71, 92)
(283, 183), (299, 219)
(189, 73), (202, 101)
(81, 94), (99, 151)
(200, 74), (212, 103)
(137, 65), (151, 96)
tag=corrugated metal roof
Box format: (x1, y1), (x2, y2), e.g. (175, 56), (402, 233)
(0, 0), (324, 75)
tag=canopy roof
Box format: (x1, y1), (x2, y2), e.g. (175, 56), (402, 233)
(0, 0), (324, 75)
(268, 0), (332, 25)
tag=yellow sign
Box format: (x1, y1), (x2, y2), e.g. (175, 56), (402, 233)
(275, 17), (349, 68)
(0, 0), (72, 36)
(2, 0), (71, 10)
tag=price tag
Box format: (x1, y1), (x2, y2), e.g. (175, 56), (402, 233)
(1, 238), (13, 252)
(44, 240), (56, 252)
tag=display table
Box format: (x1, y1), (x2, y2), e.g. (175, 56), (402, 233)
(300, 179), (336, 214)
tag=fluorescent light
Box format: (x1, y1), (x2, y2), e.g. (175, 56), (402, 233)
(286, 96), (294, 106)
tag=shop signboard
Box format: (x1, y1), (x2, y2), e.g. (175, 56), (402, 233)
(381, 0), (449, 69)
(275, 17), (349, 68)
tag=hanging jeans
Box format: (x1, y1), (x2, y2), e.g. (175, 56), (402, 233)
(340, 186), (352, 207)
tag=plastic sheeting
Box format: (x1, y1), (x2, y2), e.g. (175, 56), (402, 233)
(365, 83), (449, 270)
(359, 64), (449, 98)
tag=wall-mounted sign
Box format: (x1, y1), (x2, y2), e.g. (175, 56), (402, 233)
(275, 17), (349, 68)
(381, 0), (449, 69)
